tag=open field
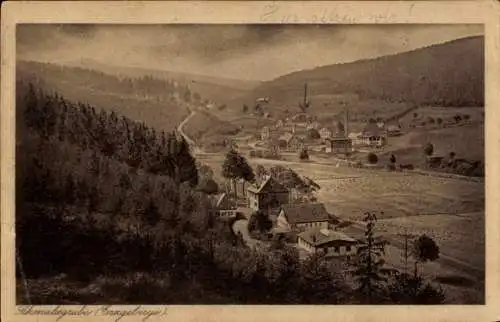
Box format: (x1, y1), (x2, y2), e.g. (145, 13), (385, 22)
(380, 124), (483, 164)
(376, 213), (484, 270)
(399, 106), (484, 128)
(197, 152), (484, 222)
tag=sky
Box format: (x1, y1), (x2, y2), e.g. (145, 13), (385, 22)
(17, 24), (483, 81)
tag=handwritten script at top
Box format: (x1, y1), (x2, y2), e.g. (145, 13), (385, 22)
(17, 305), (168, 322)
(260, 2), (398, 23)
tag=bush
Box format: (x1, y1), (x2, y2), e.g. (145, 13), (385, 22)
(198, 178), (219, 194)
(423, 143), (434, 156)
(306, 128), (320, 140)
(299, 149), (309, 160)
(367, 153), (378, 164)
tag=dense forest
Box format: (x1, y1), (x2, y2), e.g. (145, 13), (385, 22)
(16, 81), (445, 304)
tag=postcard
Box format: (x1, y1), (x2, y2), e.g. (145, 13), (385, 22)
(1, 1), (499, 322)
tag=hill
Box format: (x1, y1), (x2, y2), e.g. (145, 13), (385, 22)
(64, 58), (261, 106)
(226, 36), (484, 121)
(16, 60), (195, 131)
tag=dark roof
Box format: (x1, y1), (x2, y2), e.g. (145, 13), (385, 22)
(327, 136), (352, 142)
(279, 133), (295, 142)
(362, 123), (383, 136)
(209, 193), (236, 210)
(298, 228), (358, 247)
(281, 203), (330, 224)
(247, 175), (289, 194)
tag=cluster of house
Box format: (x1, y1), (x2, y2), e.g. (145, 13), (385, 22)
(260, 113), (403, 155)
(210, 175), (360, 258)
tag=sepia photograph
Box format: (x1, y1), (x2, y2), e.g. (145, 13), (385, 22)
(12, 22), (486, 306)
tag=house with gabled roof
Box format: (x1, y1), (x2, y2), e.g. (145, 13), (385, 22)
(247, 175), (290, 211)
(298, 228), (359, 257)
(319, 126), (335, 139)
(261, 126), (271, 141)
(326, 136), (353, 154)
(208, 192), (238, 219)
(276, 203), (334, 232)
(277, 133), (304, 152)
(385, 120), (403, 136)
(359, 122), (386, 147)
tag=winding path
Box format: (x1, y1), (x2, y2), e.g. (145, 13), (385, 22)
(176, 106), (203, 155)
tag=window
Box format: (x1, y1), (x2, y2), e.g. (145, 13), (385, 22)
(346, 245), (351, 252)
(334, 246), (340, 253)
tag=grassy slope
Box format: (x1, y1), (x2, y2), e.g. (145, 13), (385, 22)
(225, 36), (484, 121)
(16, 61), (190, 131)
(182, 110), (241, 146)
(65, 59), (261, 105)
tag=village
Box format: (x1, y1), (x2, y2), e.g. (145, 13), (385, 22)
(197, 82), (484, 291)
(252, 84), (400, 157)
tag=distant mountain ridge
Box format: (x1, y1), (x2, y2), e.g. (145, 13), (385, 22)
(229, 36), (484, 118)
(63, 58), (261, 104)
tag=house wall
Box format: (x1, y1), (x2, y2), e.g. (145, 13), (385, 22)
(360, 136), (385, 147)
(298, 237), (316, 252)
(321, 244), (358, 257)
(297, 238), (358, 257)
(320, 129), (332, 139)
(250, 191), (289, 212)
(330, 140), (353, 154)
(277, 211), (291, 231)
(209, 209), (238, 219)
(248, 191), (259, 210)
(236, 181), (247, 198)
(295, 221), (328, 231)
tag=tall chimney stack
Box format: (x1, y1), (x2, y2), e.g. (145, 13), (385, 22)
(303, 83), (308, 107)
(344, 105), (349, 138)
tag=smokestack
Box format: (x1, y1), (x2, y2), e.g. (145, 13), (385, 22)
(344, 105), (349, 138)
(304, 83), (308, 107)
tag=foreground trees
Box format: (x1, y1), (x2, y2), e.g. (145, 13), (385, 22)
(352, 212), (388, 303)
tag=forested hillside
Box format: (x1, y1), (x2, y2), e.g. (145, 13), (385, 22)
(15, 81), (359, 304)
(17, 61), (196, 131)
(230, 36), (484, 119)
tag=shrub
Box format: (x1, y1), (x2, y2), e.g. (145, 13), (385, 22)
(367, 153), (378, 164)
(299, 149), (309, 160)
(306, 128), (320, 140)
(423, 143), (434, 156)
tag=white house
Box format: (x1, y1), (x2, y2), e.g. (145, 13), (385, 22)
(208, 193), (238, 219)
(319, 127), (335, 139)
(276, 203), (331, 232)
(261, 126), (271, 141)
(348, 132), (363, 146)
(358, 123), (386, 147)
(297, 228), (359, 257)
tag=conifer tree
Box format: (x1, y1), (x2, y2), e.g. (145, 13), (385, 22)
(352, 212), (388, 303)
